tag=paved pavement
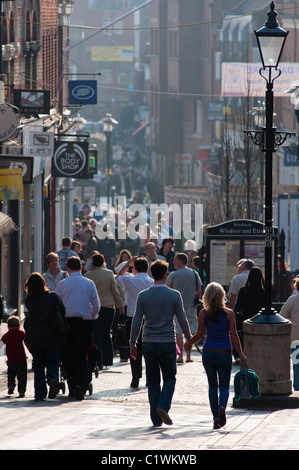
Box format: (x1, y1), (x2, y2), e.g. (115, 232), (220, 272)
(0, 323), (299, 453)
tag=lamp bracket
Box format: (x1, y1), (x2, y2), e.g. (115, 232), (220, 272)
(259, 67), (281, 84)
(244, 129), (295, 152)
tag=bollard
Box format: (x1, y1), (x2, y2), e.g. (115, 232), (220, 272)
(243, 319), (292, 395)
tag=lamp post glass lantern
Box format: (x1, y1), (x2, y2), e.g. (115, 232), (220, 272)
(255, 1), (288, 69)
(247, 2), (293, 323)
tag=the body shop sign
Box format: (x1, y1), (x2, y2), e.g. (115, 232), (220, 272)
(52, 140), (89, 178)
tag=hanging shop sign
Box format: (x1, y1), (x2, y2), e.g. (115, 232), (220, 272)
(68, 80), (97, 105)
(0, 104), (19, 142)
(0, 156), (33, 184)
(0, 168), (23, 201)
(14, 89), (50, 115)
(28, 131), (54, 158)
(51, 140), (89, 178)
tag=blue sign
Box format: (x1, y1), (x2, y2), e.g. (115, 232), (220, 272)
(68, 80), (97, 105)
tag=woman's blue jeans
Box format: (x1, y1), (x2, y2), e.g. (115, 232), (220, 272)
(31, 346), (60, 400)
(142, 342), (177, 426)
(202, 349), (232, 419)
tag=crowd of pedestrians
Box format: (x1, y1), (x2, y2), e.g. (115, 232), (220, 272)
(0, 204), (298, 431)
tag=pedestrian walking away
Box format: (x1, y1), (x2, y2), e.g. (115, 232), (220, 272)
(166, 252), (202, 363)
(55, 257), (101, 400)
(116, 256), (154, 387)
(227, 259), (254, 309)
(1, 315), (27, 398)
(85, 253), (124, 369)
(234, 267), (266, 346)
(185, 282), (247, 430)
(130, 259), (192, 427)
(280, 276), (299, 343)
(24, 273), (66, 401)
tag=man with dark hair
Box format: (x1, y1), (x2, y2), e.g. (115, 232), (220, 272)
(130, 259), (191, 427)
(166, 252), (202, 363)
(157, 237), (175, 271)
(83, 229), (98, 259)
(55, 256), (100, 400)
(116, 256), (154, 387)
(55, 237), (79, 271)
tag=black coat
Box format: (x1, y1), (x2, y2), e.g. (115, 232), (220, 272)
(24, 291), (66, 351)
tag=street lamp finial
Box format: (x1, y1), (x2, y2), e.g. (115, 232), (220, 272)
(265, 2), (279, 30)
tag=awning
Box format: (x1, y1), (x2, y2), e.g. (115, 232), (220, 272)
(0, 211), (18, 238)
(132, 121), (149, 136)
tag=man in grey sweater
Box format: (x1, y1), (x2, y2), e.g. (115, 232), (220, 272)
(130, 259), (192, 427)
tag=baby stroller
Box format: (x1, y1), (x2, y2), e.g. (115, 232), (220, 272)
(58, 342), (102, 396)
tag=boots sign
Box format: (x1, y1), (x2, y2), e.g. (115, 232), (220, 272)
(52, 140), (89, 178)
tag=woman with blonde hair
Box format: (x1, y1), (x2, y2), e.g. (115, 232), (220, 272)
(185, 282), (247, 429)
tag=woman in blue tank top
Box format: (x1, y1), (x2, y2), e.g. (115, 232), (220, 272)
(185, 282), (247, 429)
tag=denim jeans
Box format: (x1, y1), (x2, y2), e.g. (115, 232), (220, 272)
(142, 342), (177, 426)
(202, 349), (232, 419)
(31, 346), (60, 400)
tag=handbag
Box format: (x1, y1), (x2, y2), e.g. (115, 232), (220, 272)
(234, 362), (261, 404)
(114, 321), (129, 349)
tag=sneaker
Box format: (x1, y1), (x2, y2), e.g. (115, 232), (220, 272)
(219, 406), (226, 427)
(8, 388), (14, 395)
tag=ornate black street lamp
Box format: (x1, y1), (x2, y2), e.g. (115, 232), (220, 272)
(245, 2), (294, 323)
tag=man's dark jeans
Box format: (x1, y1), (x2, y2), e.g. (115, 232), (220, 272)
(142, 342), (177, 426)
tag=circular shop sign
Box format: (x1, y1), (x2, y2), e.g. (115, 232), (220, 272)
(0, 104), (19, 142)
(53, 142), (87, 176)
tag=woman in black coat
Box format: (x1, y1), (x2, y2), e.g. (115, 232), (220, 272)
(24, 272), (66, 400)
(234, 267), (266, 345)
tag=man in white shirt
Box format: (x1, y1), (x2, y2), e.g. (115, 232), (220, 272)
(56, 256), (100, 400)
(116, 256), (154, 387)
(227, 259), (254, 309)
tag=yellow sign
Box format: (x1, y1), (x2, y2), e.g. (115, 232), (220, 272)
(0, 168), (23, 200)
(91, 46), (134, 62)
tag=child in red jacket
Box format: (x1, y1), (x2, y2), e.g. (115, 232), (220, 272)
(1, 315), (27, 397)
